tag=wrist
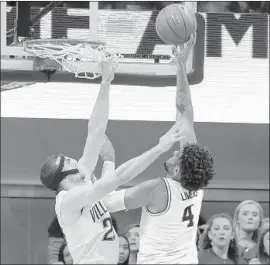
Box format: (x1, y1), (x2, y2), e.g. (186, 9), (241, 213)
(102, 161), (115, 171)
(102, 156), (115, 163)
(101, 80), (110, 86)
(156, 143), (165, 154)
(177, 61), (187, 71)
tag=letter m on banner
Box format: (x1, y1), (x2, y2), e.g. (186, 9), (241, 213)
(207, 13), (269, 59)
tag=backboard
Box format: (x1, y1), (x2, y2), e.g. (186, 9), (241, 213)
(1, 1), (205, 84)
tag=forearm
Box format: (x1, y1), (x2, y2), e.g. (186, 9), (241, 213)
(176, 62), (194, 123)
(78, 126), (107, 176)
(101, 161), (115, 178)
(87, 81), (110, 131)
(78, 82), (111, 176)
(116, 144), (163, 183)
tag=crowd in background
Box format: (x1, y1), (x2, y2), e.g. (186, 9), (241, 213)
(47, 200), (269, 265)
(6, 1), (270, 13)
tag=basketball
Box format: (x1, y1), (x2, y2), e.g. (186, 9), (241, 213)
(155, 4), (197, 45)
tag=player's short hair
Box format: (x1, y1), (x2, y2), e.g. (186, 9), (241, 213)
(179, 143), (215, 191)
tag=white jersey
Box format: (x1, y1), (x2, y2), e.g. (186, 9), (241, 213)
(55, 190), (119, 264)
(137, 178), (203, 264)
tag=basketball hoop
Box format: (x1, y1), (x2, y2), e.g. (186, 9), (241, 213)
(23, 39), (122, 79)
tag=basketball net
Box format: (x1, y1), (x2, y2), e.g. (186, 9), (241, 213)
(24, 40), (122, 79)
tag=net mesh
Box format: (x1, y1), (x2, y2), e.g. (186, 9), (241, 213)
(24, 40), (122, 79)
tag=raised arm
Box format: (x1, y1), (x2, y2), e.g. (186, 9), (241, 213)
(61, 123), (183, 218)
(174, 34), (196, 125)
(173, 35), (197, 146)
(77, 60), (116, 177)
(99, 135), (116, 179)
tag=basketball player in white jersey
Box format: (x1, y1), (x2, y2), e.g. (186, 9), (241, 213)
(103, 35), (215, 264)
(40, 59), (185, 264)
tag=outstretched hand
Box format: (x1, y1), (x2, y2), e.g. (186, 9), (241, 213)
(101, 55), (119, 84)
(158, 122), (184, 152)
(172, 33), (196, 66)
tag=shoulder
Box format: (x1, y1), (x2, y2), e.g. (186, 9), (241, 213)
(56, 190), (69, 208)
(140, 177), (168, 200)
(55, 191), (68, 218)
(146, 178), (170, 210)
(151, 178), (169, 196)
(56, 190), (82, 225)
(138, 177), (167, 193)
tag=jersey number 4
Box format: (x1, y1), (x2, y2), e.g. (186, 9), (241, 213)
(102, 218), (115, 241)
(182, 204), (194, 227)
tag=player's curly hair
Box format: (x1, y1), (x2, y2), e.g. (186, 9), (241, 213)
(179, 143), (215, 191)
(198, 213), (240, 264)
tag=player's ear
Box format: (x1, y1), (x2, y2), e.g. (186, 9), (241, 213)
(173, 150), (180, 156)
(174, 165), (180, 175)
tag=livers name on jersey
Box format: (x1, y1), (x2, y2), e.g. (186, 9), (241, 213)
(89, 201), (107, 223)
(181, 190), (198, 201)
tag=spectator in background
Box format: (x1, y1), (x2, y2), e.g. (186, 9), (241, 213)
(198, 1), (231, 12)
(124, 224), (140, 264)
(248, 1), (264, 13)
(99, 1), (155, 10)
(249, 222), (269, 264)
(261, 218), (269, 228)
(58, 243), (73, 265)
(118, 235), (130, 265)
(198, 213), (245, 264)
(233, 200), (264, 263)
(48, 216), (65, 264)
(229, 1), (250, 12)
(259, 1), (270, 13)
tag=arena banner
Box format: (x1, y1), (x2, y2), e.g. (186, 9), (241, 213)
(6, 8), (269, 59)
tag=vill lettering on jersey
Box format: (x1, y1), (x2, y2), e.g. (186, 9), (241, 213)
(89, 201), (107, 223)
(181, 190), (198, 201)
